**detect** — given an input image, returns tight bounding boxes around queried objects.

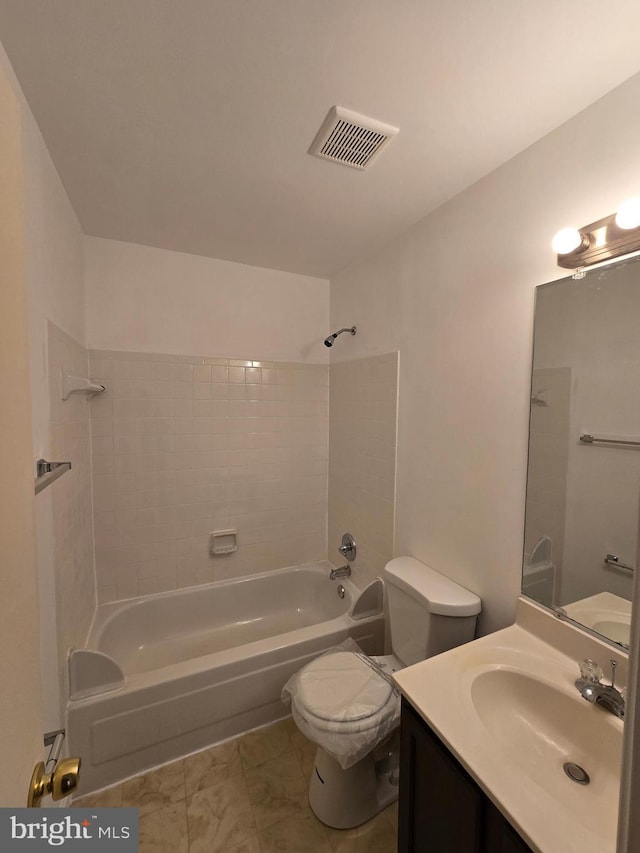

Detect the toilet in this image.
[285,556,481,829]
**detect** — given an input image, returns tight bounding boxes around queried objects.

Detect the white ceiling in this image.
[2,1,640,278]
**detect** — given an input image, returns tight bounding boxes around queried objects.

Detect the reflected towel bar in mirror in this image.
[580,434,640,448]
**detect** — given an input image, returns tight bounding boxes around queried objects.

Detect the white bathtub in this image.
[67,562,385,794]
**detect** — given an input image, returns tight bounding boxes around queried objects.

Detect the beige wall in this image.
[0,52,43,807]
[328,353,398,587]
[84,236,330,364]
[0,40,90,731]
[89,349,328,601]
[330,71,640,635]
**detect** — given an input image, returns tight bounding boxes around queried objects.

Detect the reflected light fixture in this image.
[552,198,640,269]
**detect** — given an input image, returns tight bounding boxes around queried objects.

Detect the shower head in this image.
[324,326,357,347]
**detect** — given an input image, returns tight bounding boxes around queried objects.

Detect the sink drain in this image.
[563,762,590,785]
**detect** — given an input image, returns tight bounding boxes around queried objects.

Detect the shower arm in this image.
[324,326,357,347]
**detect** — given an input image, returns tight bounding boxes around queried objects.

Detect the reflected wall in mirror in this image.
[523,255,640,648]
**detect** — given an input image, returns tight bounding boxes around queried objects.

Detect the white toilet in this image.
[286,556,481,829]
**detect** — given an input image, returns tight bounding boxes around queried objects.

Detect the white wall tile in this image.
[90,349,329,600]
[47,324,97,720]
[328,353,398,588]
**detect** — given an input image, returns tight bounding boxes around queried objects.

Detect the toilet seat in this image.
[293,651,398,735]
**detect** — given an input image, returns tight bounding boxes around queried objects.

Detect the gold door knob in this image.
[27,762,47,808]
[28,757,81,807]
[51,757,81,800]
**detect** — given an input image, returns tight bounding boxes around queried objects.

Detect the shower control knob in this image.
[338,533,356,562]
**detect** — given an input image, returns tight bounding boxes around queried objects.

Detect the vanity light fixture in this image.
[551,227,586,255]
[553,198,640,269]
[615,197,640,230]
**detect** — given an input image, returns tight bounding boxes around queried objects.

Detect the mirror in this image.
[522,256,640,648]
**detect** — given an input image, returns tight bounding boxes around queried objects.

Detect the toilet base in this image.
[308,734,399,829]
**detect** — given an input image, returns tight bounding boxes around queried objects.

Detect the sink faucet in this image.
[330,564,351,580]
[575,659,625,720]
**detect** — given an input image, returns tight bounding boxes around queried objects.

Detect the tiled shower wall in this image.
[328,353,398,588]
[89,351,329,602]
[48,323,96,716]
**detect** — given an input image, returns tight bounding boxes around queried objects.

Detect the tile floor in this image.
[72,717,398,853]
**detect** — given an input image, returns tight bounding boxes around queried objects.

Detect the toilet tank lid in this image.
[384,557,481,617]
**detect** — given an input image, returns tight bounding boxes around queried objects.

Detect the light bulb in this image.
[615,197,640,230]
[552,227,583,255]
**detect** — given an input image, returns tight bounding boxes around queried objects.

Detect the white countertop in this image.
[393,598,625,853]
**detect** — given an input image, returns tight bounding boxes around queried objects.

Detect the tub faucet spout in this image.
[330,565,351,581]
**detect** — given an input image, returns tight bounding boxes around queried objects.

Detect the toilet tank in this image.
[384,557,481,666]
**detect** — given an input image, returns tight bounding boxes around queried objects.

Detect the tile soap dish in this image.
[209,529,238,555]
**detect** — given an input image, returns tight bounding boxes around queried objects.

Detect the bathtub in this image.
[67,561,385,794]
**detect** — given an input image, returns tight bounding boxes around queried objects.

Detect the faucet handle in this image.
[579,659,603,683]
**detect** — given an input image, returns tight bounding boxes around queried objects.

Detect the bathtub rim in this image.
[71,561,384,702]
[87,559,353,644]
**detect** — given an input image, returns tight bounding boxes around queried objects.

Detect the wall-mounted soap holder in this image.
[209,529,238,555]
[61,369,106,400]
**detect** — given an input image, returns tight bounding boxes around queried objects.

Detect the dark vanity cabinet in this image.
[398,699,533,853]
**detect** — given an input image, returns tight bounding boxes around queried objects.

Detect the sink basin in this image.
[470,667,622,839]
[393,606,627,853]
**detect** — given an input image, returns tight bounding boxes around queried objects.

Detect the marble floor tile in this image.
[122,759,186,817]
[226,837,262,853]
[324,811,397,853]
[71,720,396,853]
[72,784,124,808]
[139,800,188,853]
[238,718,292,769]
[282,717,299,740]
[245,750,308,831]
[382,801,398,834]
[184,738,243,796]
[187,774,257,853]
[259,810,332,853]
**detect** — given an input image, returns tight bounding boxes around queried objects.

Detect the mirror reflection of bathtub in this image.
[67,562,384,795]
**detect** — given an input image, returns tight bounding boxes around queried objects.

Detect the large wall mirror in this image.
[523,255,640,649]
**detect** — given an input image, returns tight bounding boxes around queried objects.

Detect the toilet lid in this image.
[296,652,394,723]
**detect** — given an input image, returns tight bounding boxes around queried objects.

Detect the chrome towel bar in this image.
[604,554,635,573]
[34,459,72,495]
[580,434,640,448]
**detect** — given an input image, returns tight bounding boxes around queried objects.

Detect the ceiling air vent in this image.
[308,106,399,170]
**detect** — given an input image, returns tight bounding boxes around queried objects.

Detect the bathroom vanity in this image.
[394,249,638,852]
[393,597,625,853]
[399,698,531,852]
